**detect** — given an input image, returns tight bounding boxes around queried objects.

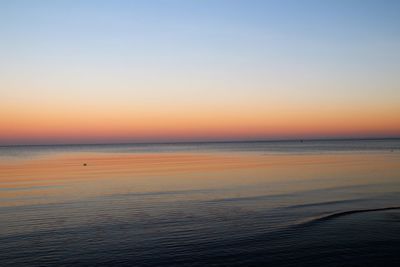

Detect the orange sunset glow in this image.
[1,102,400,144]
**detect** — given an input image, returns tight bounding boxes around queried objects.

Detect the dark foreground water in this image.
[1,139,400,266]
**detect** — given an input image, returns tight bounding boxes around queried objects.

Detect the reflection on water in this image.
[1,140,400,266]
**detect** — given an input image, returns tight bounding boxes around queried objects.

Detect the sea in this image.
[0,139,399,266]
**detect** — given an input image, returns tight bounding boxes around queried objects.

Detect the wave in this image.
[284,199,366,209]
[297,206,400,228]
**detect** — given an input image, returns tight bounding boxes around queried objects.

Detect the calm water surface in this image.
[1,140,400,266]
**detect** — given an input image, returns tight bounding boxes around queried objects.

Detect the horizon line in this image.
[1,136,400,148]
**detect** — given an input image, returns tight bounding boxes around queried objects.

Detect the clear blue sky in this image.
[1,0,400,144]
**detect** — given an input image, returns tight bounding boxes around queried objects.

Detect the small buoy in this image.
[83,163,87,166]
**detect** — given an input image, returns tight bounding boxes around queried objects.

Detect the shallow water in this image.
[1,140,400,266]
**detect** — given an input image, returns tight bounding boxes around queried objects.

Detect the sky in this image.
[1,0,400,145]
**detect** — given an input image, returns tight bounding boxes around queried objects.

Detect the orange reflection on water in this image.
[1,151,400,207]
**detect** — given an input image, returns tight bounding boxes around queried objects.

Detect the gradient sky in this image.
[1,0,400,145]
